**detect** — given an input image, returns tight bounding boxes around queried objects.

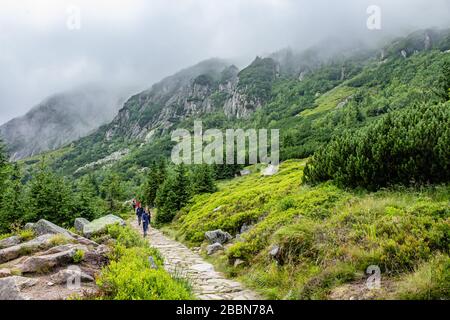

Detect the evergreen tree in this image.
[26,161,74,226]
[0,163,26,233]
[154,177,179,224]
[142,160,166,207]
[191,165,217,195]
[101,173,123,213]
[73,176,100,221]
[0,140,8,194]
[154,164,190,224]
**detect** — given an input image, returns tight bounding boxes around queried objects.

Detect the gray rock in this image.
[0,236,21,249]
[83,245,109,266]
[213,206,222,212]
[74,218,90,233]
[18,246,84,274]
[240,223,252,234]
[32,219,73,238]
[24,223,34,230]
[83,214,126,238]
[50,266,94,285]
[0,234,54,264]
[240,169,251,176]
[0,269,12,278]
[269,245,283,264]
[207,243,224,255]
[0,276,38,300]
[205,230,232,245]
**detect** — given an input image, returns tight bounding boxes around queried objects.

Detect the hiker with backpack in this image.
[142,207,151,238]
[136,202,144,226]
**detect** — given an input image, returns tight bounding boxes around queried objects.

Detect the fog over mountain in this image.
[0,0,449,125]
[0,85,130,160]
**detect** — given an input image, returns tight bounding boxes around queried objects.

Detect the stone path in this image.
[131,220,261,300]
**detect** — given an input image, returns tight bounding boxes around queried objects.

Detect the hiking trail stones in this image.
[131,220,260,300]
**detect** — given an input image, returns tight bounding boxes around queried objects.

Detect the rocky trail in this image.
[131,219,261,300]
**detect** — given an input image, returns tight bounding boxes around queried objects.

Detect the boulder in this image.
[50,266,94,285]
[83,214,125,238]
[207,243,224,255]
[24,223,34,230]
[40,244,88,256]
[261,164,279,176]
[74,218,90,233]
[0,276,37,300]
[0,236,21,249]
[0,269,12,278]
[83,244,109,266]
[269,245,283,264]
[205,230,232,245]
[240,169,251,176]
[32,219,73,238]
[0,234,54,264]
[18,246,85,274]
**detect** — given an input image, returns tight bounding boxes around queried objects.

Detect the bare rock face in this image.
[17,245,86,274]
[0,236,21,249]
[205,230,232,245]
[0,269,12,278]
[74,218,90,233]
[32,219,74,238]
[82,214,125,238]
[0,234,54,264]
[50,266,94,285]
[0,276,38,300]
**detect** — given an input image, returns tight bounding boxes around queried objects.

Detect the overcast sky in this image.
[0,0,449,125]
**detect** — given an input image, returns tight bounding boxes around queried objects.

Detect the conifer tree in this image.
[191,165,217,195]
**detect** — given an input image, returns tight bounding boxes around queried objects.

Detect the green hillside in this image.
[167,161,449,299]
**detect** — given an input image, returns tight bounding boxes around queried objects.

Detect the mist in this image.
[1,0,449,125]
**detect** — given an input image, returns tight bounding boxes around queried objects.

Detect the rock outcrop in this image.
[0,234,54,264]
[74,218,90,233]
[205,230,232,245]
[0,236,21,249]
[0,216,116,300]
[32,220,73,238]
[82,214,125,238]
[206,243,224,255]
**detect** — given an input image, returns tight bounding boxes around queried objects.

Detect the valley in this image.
[0,28,449,300]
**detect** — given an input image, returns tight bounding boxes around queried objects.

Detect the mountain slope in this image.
[30,29,450,178]
[0,86,128,160]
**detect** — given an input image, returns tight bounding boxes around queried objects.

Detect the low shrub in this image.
[73,249,85,264]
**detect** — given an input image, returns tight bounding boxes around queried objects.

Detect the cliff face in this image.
[0,87,127,160]
[104,57,279,142]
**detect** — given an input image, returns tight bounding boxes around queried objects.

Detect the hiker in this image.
[131,198,137,210]
[136,202,144,226]
[142,207,151,238]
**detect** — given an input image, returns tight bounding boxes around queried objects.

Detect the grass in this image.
[300,86,355,117]
[170,160,450,299]
[95,224,195,300]
[49,234,71,246]
[73,249,85,263]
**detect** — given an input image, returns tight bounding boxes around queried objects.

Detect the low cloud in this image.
[0,0,449,124]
